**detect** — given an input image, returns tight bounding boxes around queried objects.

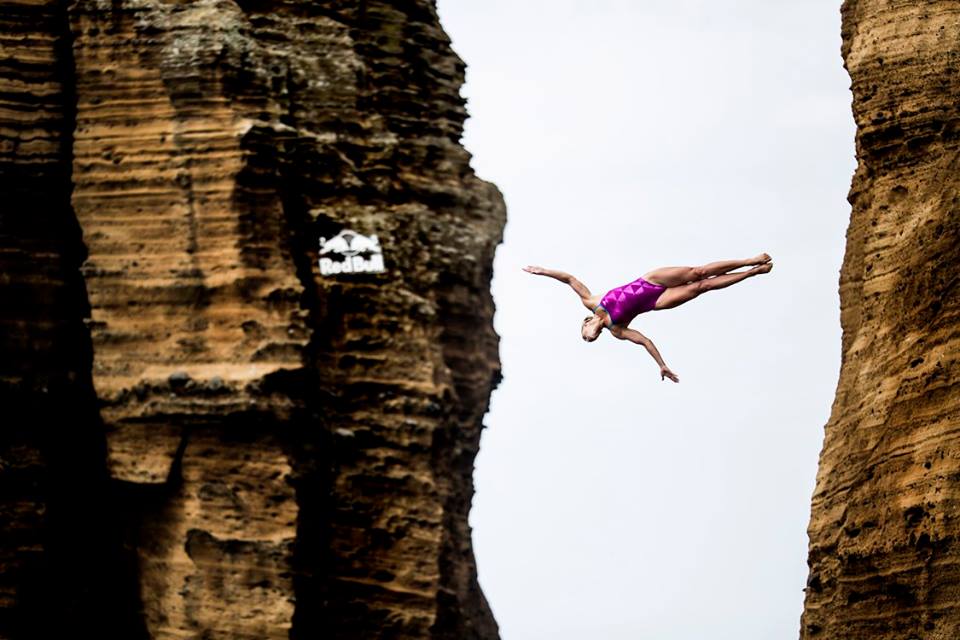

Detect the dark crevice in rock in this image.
[278,141,340,639]
[0,2,147,637]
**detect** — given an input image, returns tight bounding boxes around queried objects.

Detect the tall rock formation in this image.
[801,1,960,637]
[0,1,504,638]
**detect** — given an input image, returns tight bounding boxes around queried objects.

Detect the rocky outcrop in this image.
[0,1,504,638]
[801,2,960,638]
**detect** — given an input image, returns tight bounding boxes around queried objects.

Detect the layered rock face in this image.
[0,1,504,638]
[801,1,960,638]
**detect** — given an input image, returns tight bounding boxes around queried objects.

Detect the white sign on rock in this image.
[318,229,386,276]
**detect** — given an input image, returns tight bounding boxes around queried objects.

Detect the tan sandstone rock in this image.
[0,1,503,638]
[801,1,960,638]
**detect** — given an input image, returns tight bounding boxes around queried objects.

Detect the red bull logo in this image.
[318,229,385,276]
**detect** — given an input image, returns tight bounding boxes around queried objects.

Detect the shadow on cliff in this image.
[0,168,149,638]
[0,1,147,635]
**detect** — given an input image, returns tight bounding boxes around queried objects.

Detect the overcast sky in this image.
[434,2,856,638]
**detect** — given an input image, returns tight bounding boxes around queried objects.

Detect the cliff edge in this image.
[801,1,960,637]
[0,1,504,638]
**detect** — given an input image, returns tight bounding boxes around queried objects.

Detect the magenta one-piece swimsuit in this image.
[596,276,666,326]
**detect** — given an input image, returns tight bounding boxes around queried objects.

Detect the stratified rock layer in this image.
[0,1,504,638]
[801,2,960,638]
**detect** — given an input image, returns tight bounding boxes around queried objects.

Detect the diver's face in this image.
[581,316,601,342]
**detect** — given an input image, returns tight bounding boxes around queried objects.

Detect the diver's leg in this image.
[640,266,699,287]
[653,262,772,310]
[642,253,769,287]
[696,253,770,277]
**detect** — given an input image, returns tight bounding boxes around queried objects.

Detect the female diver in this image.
[523,253,773,383]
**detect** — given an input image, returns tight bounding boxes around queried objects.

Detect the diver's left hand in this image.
[660,366,679,383]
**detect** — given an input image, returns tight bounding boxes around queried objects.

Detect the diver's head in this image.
[581,315,604,342]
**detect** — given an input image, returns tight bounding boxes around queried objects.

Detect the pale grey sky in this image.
[435,2,855,638]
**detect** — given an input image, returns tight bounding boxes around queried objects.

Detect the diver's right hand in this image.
[522,265,546,275]
[660,366,680,383]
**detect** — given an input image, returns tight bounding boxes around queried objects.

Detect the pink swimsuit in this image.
[597,276,666,326]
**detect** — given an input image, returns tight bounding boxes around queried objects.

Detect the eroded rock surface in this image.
[0,1,503,638]
[801,2,960,637]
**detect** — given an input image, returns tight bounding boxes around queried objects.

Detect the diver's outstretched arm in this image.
[523,265,594,308]
[609,326,679,383]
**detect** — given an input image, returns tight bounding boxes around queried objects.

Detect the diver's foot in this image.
[754,261,773,274]
[751,253,772,265]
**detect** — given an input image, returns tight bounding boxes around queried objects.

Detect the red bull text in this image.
[319,253,385,275]
[318,229,386,276]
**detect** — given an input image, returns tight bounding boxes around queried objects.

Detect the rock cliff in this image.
[801,1,960,637]
[0,1,504,638]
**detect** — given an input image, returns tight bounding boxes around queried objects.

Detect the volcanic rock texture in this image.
[0,0,504,638]
[801,1,960,638]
